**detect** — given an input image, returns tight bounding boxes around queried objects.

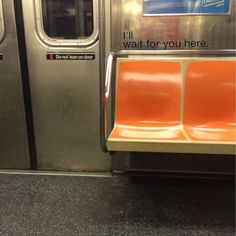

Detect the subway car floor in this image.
[0,172,235,236]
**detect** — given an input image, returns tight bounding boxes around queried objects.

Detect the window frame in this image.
[0,0,5,43]
[34,0,98,47]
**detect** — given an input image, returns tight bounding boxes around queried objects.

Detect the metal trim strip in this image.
[118,50,236,56]
[0,0,5,43]
[107,139,235,155]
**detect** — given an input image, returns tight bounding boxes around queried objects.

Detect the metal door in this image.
[22,0,110,171]
[0,0,30,169]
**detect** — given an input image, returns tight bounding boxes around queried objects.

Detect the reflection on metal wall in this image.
[0,0,4,43]
[111,0,235,51]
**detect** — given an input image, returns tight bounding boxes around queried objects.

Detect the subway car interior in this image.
[0,0,235,235]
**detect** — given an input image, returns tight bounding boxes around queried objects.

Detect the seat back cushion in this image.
[116,61,182,127]
[184,61,236,127]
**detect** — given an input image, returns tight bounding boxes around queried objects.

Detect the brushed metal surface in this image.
[22,0,110,171]
[0,0,30,169]
[111,0,236,52]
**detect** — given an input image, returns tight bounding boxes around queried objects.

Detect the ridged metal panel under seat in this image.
[128,153,235,175]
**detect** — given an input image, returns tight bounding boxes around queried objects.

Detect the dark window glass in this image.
[42,0,93,39]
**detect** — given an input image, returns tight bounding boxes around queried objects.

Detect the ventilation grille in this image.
[128,153,235,175]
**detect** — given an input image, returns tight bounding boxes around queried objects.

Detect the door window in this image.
[35,0,97,46]
[42,0,93,39]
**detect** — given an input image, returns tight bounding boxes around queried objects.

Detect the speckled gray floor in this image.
[0,174,234,236]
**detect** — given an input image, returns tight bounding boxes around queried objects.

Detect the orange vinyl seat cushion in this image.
[109,61,186,140]
[184,61,236,142]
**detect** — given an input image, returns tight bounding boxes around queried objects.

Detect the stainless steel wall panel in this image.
[0,0,30,169]
[111,0,236,52]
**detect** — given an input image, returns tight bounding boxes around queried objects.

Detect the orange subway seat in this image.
[109,60,185,141]
[184,61,236,142]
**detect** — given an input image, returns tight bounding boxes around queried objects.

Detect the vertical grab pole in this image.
[104,53,114,144]
[99,0,107,151]
[105,53,114,100]
[99,0,114,152]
